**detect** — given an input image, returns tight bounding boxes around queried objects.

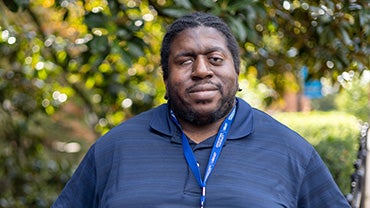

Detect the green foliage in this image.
[0,110,87,207]
[0,0,369,207]
[335,73,370,121]
[312,71,370,121]
[0,0,368,134]
[274,111,360,194]
[2,0,29,12]
[237,65,276,109]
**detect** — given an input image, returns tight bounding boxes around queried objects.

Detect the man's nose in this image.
[191,56,213,80]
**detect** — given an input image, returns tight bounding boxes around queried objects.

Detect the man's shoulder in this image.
[236,98,296,136]
[114,103,168,129]
[126,103,168,124]
[251,108,300,136]
[247,105,314,154]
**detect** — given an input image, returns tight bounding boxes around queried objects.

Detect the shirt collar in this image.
[149,97,254,141]
[228,97,254,139]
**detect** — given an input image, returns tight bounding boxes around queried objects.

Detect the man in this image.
[52,12,350,207]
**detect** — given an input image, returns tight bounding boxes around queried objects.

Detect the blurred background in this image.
[0,0,369,207]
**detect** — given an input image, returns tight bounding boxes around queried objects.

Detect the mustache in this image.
[186,81,222,93]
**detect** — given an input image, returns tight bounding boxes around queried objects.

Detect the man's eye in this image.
[180,59,193,65]
[209,57,223,64]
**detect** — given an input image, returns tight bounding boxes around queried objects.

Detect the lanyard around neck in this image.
[170,105,236,208]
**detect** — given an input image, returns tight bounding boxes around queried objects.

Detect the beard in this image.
[167,81,237,126]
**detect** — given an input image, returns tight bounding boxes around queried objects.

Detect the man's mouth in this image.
[187,84,220,101]
[187,82,220,93]
[188,86,218,93]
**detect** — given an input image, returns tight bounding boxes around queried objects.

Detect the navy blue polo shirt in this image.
[52,98,350,207]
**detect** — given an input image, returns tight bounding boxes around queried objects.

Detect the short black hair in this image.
[160,12,240,80]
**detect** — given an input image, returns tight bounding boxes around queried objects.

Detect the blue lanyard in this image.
[170,105,236,208]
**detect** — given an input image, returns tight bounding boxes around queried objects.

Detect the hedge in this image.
[273,111,361,194]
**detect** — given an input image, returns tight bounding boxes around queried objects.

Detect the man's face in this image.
[165,26,239,125]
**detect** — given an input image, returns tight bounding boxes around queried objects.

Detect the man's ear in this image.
[237,81,242,92]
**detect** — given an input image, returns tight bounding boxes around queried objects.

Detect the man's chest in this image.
[98,141,297,207]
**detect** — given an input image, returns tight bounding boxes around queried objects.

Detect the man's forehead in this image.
[170,26,229,52]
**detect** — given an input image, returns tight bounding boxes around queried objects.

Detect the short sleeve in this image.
[297,149,351,207]
[52,144,98,208]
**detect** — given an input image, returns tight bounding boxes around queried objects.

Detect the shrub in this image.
[335,79,370,122]
[0,111,89,208]
[273,111,360,194]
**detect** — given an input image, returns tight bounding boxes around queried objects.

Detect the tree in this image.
[1,0,369,133]
[0,0,368,207]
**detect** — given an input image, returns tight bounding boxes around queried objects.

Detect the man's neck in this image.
[179,118,225,144]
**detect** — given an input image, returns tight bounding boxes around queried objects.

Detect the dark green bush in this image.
[274,111,360,194]
[0,111,88,208]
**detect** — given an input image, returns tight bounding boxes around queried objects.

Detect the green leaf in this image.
[228,0,257,11]
[246,29,259,44]
[339,28,353,46]
[84,12,109,29]
[198,0,215,8]
[226,16,248,42]
[14,0,29,9]
[3,0,19,12]
[116,29,131,40]
[89,35,109,54]
[127,41,144,58]
[160,7,192,18]
[119,48,133,66]
[174,0,192,9]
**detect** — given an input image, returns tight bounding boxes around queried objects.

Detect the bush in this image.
[0,110,89,208]
[273,111,360,194]
[335,79,370,122]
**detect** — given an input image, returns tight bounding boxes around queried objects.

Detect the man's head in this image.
[161,12,240,126]
[161,12,240,80]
